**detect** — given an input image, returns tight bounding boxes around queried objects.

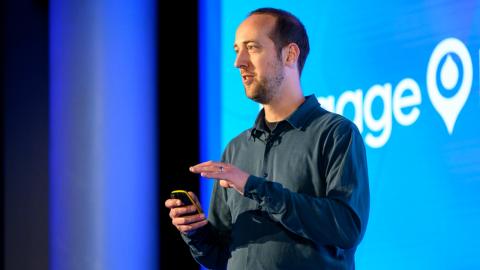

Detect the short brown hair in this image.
[249,8,310,76]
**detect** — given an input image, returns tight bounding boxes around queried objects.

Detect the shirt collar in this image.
[285,94,319,129]
[249,95,319,139]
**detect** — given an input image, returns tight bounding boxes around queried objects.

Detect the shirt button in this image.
[263,173,268,178]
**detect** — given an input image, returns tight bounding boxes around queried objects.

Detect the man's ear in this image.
[283,43,300,67]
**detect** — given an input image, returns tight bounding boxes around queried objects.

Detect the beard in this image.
[244,60,285,104]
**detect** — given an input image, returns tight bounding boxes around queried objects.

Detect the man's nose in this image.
[234,49,249,69]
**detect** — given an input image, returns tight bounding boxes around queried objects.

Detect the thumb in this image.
[219,179,232,188]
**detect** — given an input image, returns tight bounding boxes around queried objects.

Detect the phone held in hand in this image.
[170,190,203,214]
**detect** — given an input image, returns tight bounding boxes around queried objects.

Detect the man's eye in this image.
[247,45,257,50]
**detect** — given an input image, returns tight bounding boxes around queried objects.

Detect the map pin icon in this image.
[427,38,473,134]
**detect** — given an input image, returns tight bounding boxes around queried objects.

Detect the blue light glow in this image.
[50,1,157,269]
[199,0,222,214]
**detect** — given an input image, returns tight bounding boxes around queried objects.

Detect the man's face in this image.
[233,14,285,104]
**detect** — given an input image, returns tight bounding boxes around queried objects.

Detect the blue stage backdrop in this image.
[199,1,480,269]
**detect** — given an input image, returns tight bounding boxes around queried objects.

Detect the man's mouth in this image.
[242,74,255,84]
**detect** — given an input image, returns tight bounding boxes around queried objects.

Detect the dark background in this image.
[2,0,200,269]
[157,0,200,269]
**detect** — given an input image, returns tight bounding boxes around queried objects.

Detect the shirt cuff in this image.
[180,222,209,243]
[244,175,286,214]
[244,175,275,206]
[243,175,264,199]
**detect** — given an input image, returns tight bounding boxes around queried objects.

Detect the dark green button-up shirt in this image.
[183,95,370,270]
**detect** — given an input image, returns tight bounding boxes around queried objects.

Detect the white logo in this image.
[426,38,473,134]
[319,37,476,148]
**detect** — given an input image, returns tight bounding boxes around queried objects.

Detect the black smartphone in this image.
[170,190,203,214]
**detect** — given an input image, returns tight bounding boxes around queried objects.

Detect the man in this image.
[165,7,369,269]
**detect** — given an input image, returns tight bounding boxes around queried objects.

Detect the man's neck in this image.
[263,88,305,122]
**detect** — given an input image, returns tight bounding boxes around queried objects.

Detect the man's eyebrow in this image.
[233,40,259,49]
[243,40,258,45]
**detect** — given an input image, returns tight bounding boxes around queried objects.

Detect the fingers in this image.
[192,167,227,179]
[219,180,232,188]
[171,212,208,234]
[166,196,208,233]
[190,160,216,168]
[199,171,226,179]
[165,198,182,209]
[165,190,202,208]
[176,219,209,234]
[169,204,200,219]
[190,161,227,173]
[191,166,223,175]
[172,212,206,226]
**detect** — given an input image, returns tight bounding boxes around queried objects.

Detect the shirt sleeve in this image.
[180,152,233,269]
[243,120,370,250]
